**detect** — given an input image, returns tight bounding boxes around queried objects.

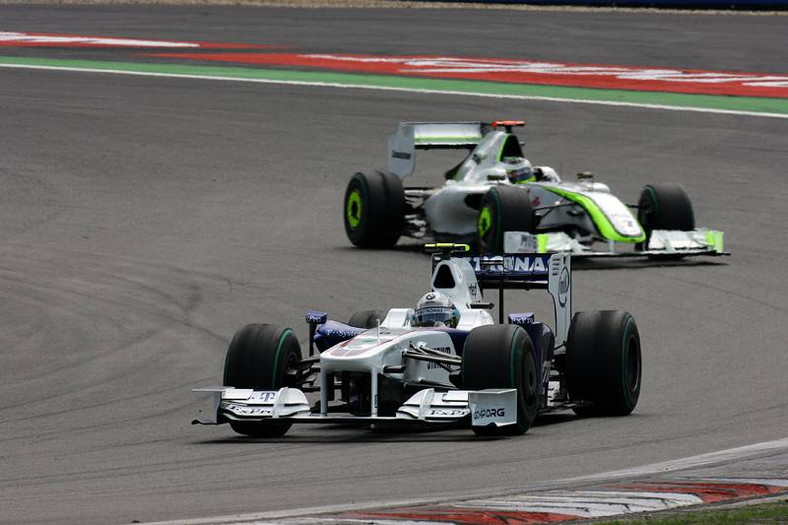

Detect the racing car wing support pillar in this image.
[319,369,328,416]
[371,369,379,417]
[547,253,572,353]
[499,280,505,325]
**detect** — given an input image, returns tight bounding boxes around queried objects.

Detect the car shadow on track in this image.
[573,258,727,271]
[191,412,593,444]
[332,244,427,255]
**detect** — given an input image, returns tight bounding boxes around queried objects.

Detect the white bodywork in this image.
[196,386,517,428]
[316,255,494,417]
[193,252,573,432]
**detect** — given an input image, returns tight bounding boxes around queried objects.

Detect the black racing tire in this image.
[462,324,539,436]
[347,309,384,329]
[566,310,641,417]
[637,183,695,250]
[343,171,405,249]
[223,324,302,437]
[477,185,535,253]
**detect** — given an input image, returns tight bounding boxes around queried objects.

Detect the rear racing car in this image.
[193,244,643,437]
[343,120,727,258]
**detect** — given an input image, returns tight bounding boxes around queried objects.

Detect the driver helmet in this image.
[502,156,534,184]
[412,291,460,328]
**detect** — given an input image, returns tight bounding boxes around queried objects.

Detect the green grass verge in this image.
[592,498,788,524]
[1,56,787,116]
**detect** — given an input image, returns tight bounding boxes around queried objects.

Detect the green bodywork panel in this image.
[705,230,725,252]
[541,186,646,243]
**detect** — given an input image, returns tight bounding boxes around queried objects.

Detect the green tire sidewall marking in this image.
[271,328,294,387]
[644,185,659,218]
[478,205,492,237]
[646,186,659,214]
[509,327,521,390]
[346,188,362,229]
[620,315,637,405]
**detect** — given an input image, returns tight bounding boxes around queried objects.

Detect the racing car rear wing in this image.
[429,245,572,352]
[388,121,488,178]
[473,252,571,352]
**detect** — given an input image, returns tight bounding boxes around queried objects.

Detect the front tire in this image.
[637,183,695,250]
[344,171,405,248]
[462,325,539,435]
[566,310,641,416]
[477,185,535,253]
[223,324,302,437]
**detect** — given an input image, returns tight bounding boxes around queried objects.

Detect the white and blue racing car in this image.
[343,120,727,258]
[193,245,642,437]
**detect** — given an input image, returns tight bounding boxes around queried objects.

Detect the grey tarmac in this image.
[0,5,786,524]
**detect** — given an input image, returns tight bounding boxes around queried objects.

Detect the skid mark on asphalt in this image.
[0,30,273,49]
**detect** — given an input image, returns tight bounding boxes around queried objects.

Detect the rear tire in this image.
[348,310,384,329]
[343,171,404,248]
[462,325,539,435]
[477,185,535,253]
[566,310,641,416]
[637,183,695,251]
[223,324,302,437]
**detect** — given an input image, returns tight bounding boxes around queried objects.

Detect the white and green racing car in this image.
[343,120,727,257]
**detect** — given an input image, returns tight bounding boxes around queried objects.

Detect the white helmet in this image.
[412,291,460,328]
[502,157,534,184]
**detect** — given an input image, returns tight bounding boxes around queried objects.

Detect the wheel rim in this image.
[478,205,493,240]
[346,189,362,229]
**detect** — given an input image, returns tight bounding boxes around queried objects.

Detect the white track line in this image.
[138,437,788,525]
[561,437,788,484]
[698,477,788,487]
[1,63,787,120]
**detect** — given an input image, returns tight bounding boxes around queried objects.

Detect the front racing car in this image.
[193,245,643,437]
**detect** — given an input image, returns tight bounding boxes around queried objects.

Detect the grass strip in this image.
[591,498,788,524]
[1,55,786,116]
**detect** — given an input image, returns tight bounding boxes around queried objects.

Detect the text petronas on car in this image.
[343,120,727,257]
[192,244,642,437]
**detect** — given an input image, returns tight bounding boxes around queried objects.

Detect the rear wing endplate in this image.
[388,121,488,178]
[448,252,573,351]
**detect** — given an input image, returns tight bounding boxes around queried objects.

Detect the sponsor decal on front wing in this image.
[224,403,273,417]
[428,408,470,418]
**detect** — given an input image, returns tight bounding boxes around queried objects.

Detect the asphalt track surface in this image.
[0,6,786,525]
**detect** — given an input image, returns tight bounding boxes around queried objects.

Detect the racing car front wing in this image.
[504,229,729,258]
[192,386,517,429]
